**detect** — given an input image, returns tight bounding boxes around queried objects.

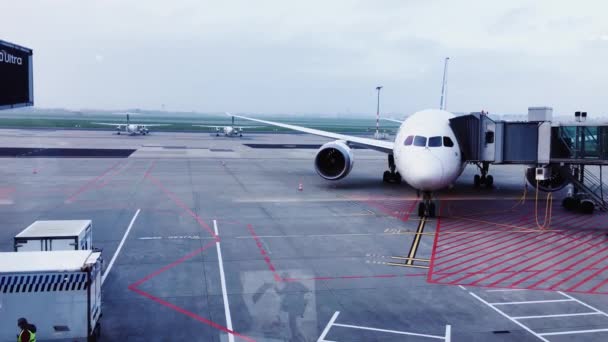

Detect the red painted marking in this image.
[458,232,592,286]
[435,230,516,258]
[65,160,122,202]
[283,273,426,282]
[547,244,608,290]
[427,203,442,283]
[96,161,131,188]
[570,264,608,292]
[434,230,569,281]
[131,240,218,288]
[129,287,255,342]
[143,159,158,178]
[402,200,418,221]
[507,232,605,287]
[563,255,608,292]
[146,174,217,239]
[435,229,542,266]
[247,224,282,282]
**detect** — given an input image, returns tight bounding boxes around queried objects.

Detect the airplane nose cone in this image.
[403,152,445,191]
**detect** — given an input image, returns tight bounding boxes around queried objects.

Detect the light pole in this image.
[375,86,384,139]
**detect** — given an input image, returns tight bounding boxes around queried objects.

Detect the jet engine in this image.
[525,164,570,192]
[314,140,354,180]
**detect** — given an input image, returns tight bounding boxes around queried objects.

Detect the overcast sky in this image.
[3,1,608,116]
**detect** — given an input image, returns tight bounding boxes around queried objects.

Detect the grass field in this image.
[0,112,401,134]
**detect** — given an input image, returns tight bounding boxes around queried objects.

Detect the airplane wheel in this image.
[382,171,390,183]
[485,175,494,187]
[418,203,426,217]
[580,200,594,214]
[117,132,121,135]
[473,175,481,187]
[428,202,436,218]
[216,134,219,137]
[395,172,402,184]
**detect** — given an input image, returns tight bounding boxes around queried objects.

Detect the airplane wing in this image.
[236,126,263,129]
[92,122,125,127]
[140,124,171,127]
[231,114,394,153]
[193,125,221,128]
[381,118,404,124]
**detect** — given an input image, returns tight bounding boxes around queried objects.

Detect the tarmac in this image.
[1,128,608,341]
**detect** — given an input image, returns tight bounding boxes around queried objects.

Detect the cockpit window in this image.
[443,136,454,147]
[428,136,442,147]
[413,136,427,147]
[404,135,414,146]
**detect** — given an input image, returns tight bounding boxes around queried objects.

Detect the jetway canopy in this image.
[0,40,33,109]
[449,112,608,165]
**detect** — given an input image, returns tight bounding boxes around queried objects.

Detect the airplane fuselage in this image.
[393,109,464,191]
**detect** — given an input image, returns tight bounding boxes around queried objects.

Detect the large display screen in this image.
[0,40,33,109]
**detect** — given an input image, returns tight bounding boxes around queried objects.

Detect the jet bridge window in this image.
[428,136,442,147]
[404,135,414,146]
[413,136,427,147]
[443,136,454,147]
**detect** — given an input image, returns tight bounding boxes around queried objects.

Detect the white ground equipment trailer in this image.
[0,250,102,341]
[14,220,93,252]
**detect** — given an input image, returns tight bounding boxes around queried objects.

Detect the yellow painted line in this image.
[386,263,430,269]
[390,256,430,262]
[406,217,426,266]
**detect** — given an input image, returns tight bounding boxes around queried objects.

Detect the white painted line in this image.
[539,328,608,336]
[138,236,162,240]
[214,220,234,342]
[458,285,467,291]
[490,299,574,305]
[558,291,608,317]
[513,312,602,320]
[445,325,451,342]
[332,323,445,339]
[102,208,140,285]
[317,311,340,342]
[469,292,549,342]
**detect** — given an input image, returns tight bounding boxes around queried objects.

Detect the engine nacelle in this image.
[314,140,354,180]
[525,164,570,192]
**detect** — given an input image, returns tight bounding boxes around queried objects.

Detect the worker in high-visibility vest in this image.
[17,318,36,342]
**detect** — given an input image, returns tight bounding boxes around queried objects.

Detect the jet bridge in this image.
[450,107,608,213]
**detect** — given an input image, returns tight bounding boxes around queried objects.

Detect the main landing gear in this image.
[474,161,494,188]
[417,191,436,217]
[382,154,401,184]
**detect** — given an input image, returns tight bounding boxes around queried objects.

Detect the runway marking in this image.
[513,312,602,320]
[489,299,574,305]
[538,328,608,336]
[213,220,234,342]
[469,292,549,342]
[102,208,140,285]
[317,311,450,341]
[387,216,431,269]
[65,160,122,203]
[235,232,410,239]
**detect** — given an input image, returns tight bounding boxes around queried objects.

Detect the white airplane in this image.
[93,113,170,135]
[194,116,262,137]
[233,110,464,217]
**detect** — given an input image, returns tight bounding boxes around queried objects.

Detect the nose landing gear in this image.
[382,154,402,184]
[417,191,436,217]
